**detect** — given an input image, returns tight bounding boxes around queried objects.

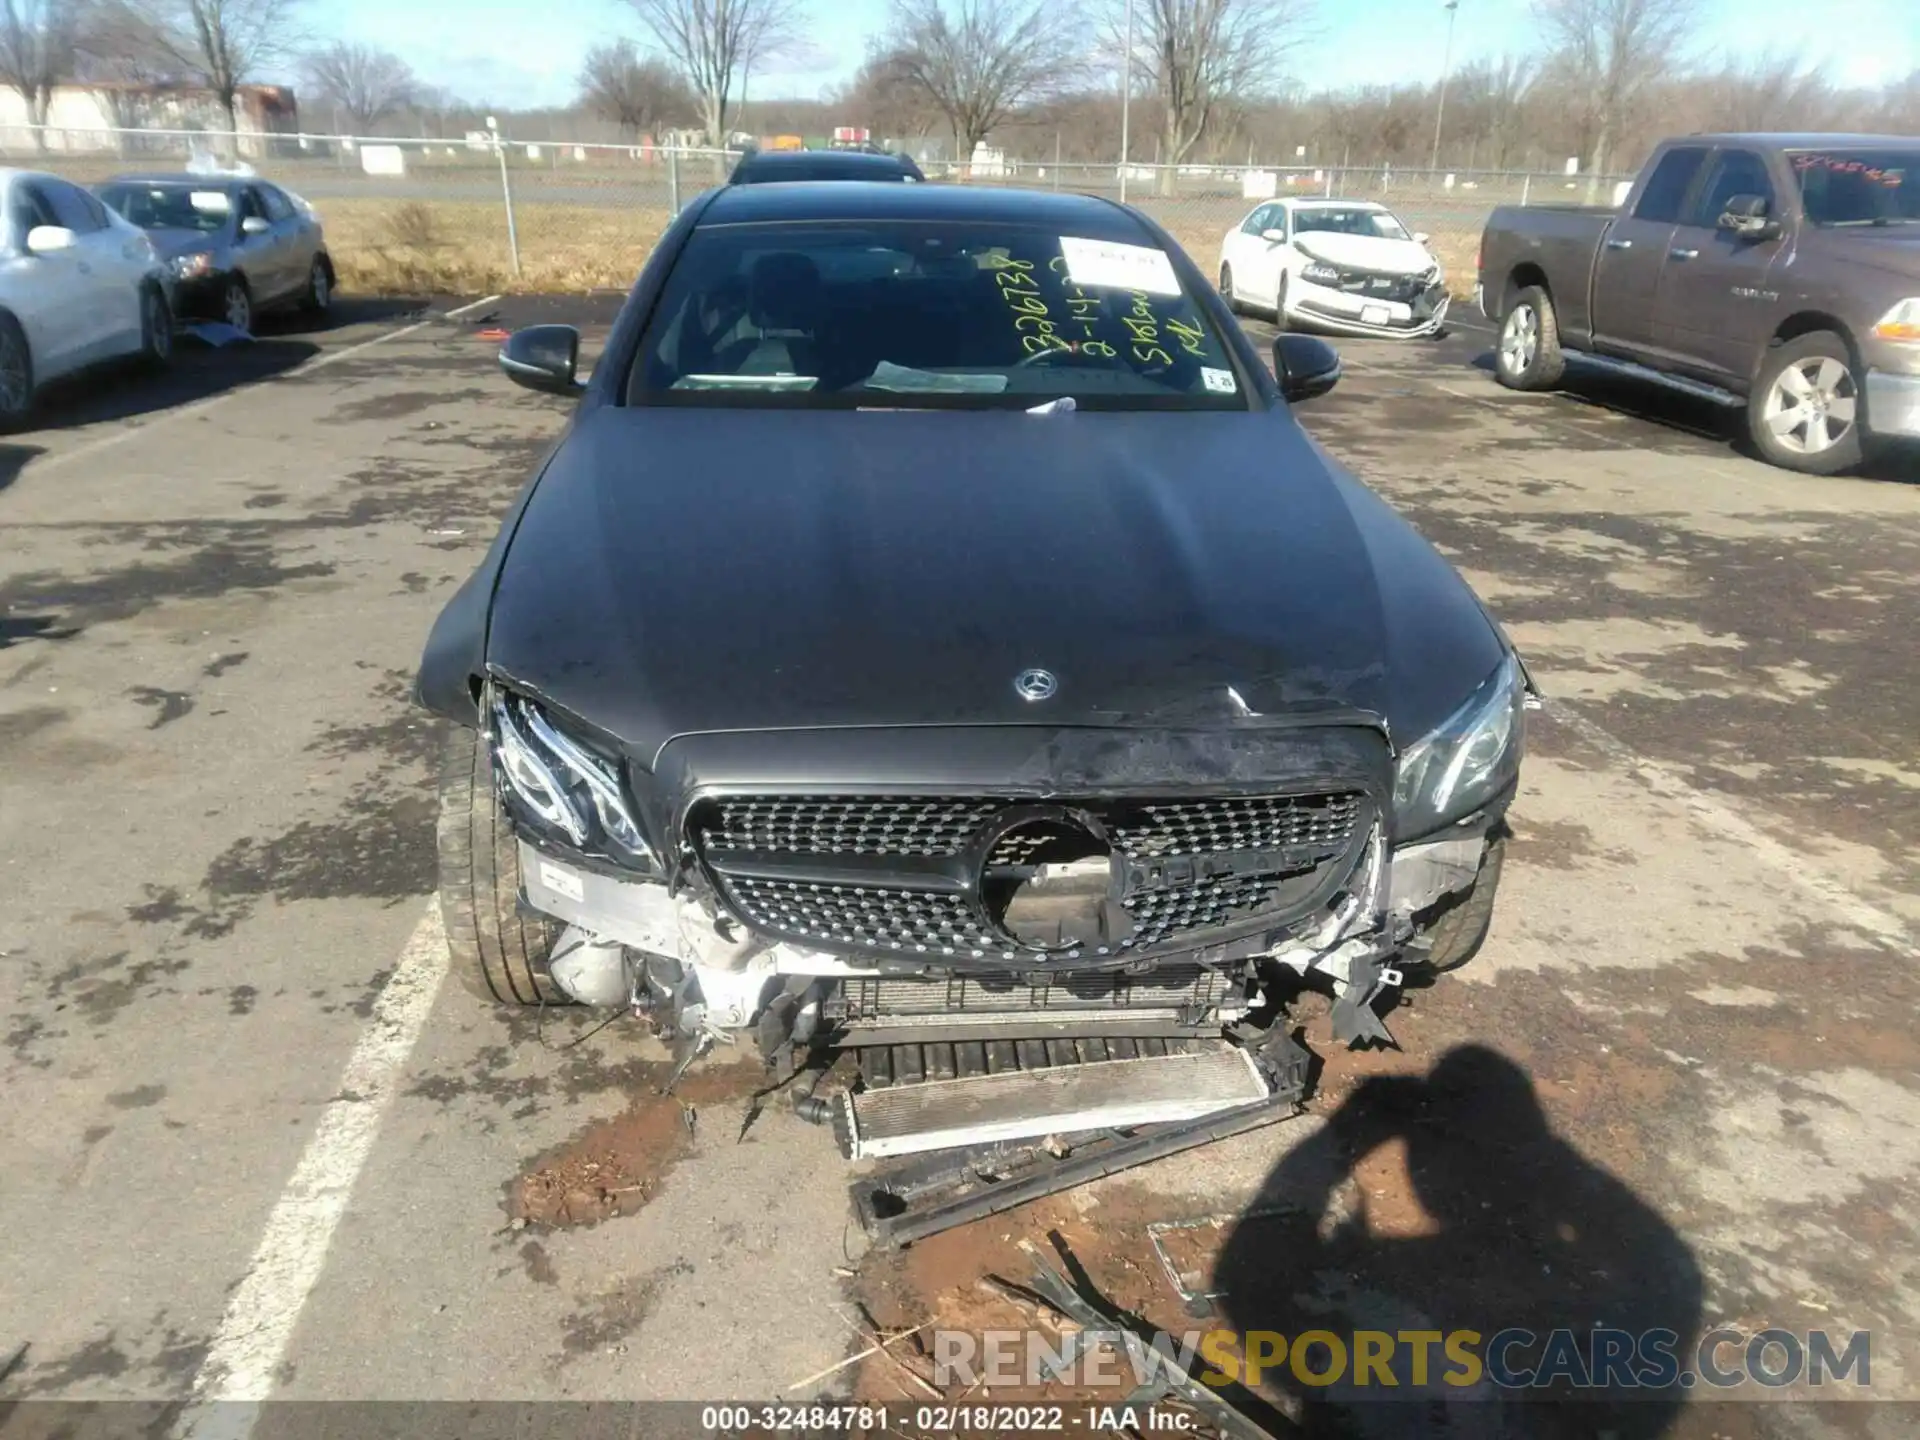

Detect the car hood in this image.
[484,405,1504,767]
[1294,232,1438,276]
[140,226,229,261]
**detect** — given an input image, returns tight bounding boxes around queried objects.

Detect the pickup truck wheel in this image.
[437,725,565,1005]
[1418,833,1507,972]
[1494,286,1564,390]
[1749,333,1864,475]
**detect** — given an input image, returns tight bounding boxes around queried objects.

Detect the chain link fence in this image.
[7,124,1629,300]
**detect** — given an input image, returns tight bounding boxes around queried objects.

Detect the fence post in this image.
[668,147,681,217]
[494,127,523,278]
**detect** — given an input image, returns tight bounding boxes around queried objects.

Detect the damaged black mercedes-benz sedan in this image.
[416,181,1533,1164]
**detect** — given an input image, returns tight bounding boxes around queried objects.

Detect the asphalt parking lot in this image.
[2,290,1917,1435]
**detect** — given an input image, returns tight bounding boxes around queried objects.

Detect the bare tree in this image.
[1119,0,1311,193]
[577,38,695,139]
[886,0,1078,163]
[0,0,88,145]
[1535,0,1697,175]
[302,41,414,133]
[623,0,804,165]
[131,0,303,138]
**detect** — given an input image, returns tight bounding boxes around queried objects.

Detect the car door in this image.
[42,178,143,360]
[1222,204,1266,289]
[7,180,93,376]
[1656,147,1787,384]
[257,183,314,296]
[1253,204,1291,307]
[232,186,292,302]
[1590,144,1709,358]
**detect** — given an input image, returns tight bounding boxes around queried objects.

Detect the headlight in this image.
[488,687,657,869]
[172,252,214,279]
[1392,652,1527,840]
[1300,262,1342,285]
[1873,297,1920,343]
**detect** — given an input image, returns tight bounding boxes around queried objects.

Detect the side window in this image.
[1240,205,1271,236]
[13,183,61,240]
[237,187,267,222]
[259,185,296,222]
[1632,147,1709,224]
[1691,150,1774,226]
[1267,207,1287,239]
[42,178,108,234]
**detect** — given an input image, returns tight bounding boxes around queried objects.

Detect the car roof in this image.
[733,150,910,176]
[100,173,256,188]
[1675,133,1920,149]
[700,181,1148,232]
[1282,197,1388,208]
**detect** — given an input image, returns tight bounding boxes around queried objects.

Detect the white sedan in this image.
[1217,198,1450,339]
[0,168,173,431]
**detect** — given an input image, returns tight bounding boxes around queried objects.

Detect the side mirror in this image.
[1260,227,1288,243]
[500,324,584,397]
[240,215,271,235]
[1414,231,1431,245]
[25,224,76,255]
[1718,194,1781,240]
[1274,334,1341,403]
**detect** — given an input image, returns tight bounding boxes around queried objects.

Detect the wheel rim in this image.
[147,293,171,359]
[312,263,330,308]
[225,285,251,331]
[1501,305,1538,373]
[1762,354,1857,455]
[0,327,27,414]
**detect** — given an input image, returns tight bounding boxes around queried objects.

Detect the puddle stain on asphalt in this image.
[0,704,69,754]
[505,1058,768,1231]
[126,686,194,730]
[11,1320,209,1398]
[326,386,495,424]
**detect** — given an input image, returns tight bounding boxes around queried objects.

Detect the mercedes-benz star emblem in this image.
[1013,668,1057,702]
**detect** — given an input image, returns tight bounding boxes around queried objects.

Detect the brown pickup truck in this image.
[1477,133,1920,475]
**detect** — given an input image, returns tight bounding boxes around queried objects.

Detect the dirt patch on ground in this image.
[507,1055,769,1230]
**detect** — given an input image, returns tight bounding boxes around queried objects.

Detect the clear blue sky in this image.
[322,0,1917,111]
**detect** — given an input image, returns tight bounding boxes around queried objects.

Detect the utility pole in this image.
[1429,0,1460,174]
[1118,0,1133,203]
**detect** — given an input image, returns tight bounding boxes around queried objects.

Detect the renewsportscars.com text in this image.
[932,1326,1871,1392]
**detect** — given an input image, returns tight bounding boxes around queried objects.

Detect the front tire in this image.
[1219,263,1238,314]
[1419,833,1507,972]
[0,312,33,434]
[221,277,253,334]
[437,725,564,1005]
[1272,272,1290,331]
[1748,331,1864,475]
[140,285,173,371]
[1494,284,1565,390]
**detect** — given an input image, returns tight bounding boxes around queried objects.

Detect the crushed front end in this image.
[480,663,1529,1159]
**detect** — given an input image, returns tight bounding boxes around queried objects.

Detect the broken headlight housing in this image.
[1392,652,1526,842]
[486,686,658,872]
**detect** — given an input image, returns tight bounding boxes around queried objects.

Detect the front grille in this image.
[725,875,997,952]
[1331,271,1434,304]
[1108,793,1363,858]
[692,788,1370,960]
[700,796,999,855]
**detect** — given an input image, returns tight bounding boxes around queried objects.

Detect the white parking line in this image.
[31,293,504,478]
[170,903,448,1439]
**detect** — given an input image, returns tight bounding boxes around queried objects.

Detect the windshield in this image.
[1790,150,1920,226]
[97,183,232,233]
[1292,207,1411,240]
[627,220,1246,409]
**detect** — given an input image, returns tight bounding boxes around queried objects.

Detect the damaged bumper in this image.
[1288,273,1451,339]
[515,817,1503,1048]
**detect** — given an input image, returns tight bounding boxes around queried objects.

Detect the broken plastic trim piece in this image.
[849,1033,1309,1248]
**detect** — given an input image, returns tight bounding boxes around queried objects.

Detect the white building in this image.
[0,84,300,158]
